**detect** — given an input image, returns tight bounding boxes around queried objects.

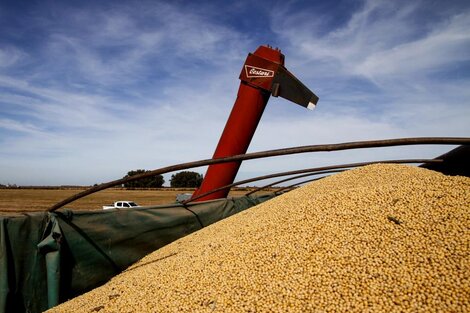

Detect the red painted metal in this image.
[191,46,283,201]
[191,45,320,202]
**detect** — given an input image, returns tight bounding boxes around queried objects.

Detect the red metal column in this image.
[192,46,283,201]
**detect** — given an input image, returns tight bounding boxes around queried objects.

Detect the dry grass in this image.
[0,187,274,214]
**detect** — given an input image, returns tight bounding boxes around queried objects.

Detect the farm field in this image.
[0,187,275,215]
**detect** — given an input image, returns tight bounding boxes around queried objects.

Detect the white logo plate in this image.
[245,65,274,78]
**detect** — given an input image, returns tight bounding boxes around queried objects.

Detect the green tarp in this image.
[0,194,275,313]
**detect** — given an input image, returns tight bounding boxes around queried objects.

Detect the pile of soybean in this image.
[48,164,469,313]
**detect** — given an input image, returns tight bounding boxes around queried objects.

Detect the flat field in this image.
[0,187,273,215]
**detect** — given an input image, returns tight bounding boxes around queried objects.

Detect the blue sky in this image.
[1,0,469,186]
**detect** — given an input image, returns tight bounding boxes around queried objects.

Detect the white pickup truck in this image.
[102,201,141,210]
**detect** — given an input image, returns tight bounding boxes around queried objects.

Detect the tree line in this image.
[123,170,203,188]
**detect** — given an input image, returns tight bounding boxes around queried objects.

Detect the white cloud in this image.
[356,13,470,79]
[270,1,470,116]
[272,0,470,82]
[32,2,250,88]
[0,0,469,187]
[0,46,27,68]
[0,117,45,135]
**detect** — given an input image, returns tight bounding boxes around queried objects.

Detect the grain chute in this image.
[192,45,319,201]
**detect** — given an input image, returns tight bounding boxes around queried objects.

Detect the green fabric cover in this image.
[0,194,275,313]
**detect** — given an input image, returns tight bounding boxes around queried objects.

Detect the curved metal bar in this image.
[274,176,334,195]
[244,169,344,196]
[250,156,452,196]
[48,137,467,211]
[184,158,442,204]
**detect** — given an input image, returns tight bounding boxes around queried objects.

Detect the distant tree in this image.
[170,171,203,188]
[123,169,165,188]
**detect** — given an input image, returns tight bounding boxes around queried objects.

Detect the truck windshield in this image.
[129,202,138,207]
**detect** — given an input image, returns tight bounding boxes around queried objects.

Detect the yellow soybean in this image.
[47,164,470,313]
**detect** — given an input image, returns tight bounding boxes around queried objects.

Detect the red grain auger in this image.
[192,45,319,201]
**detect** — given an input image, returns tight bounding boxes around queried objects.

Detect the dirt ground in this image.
[0,187,274,214]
